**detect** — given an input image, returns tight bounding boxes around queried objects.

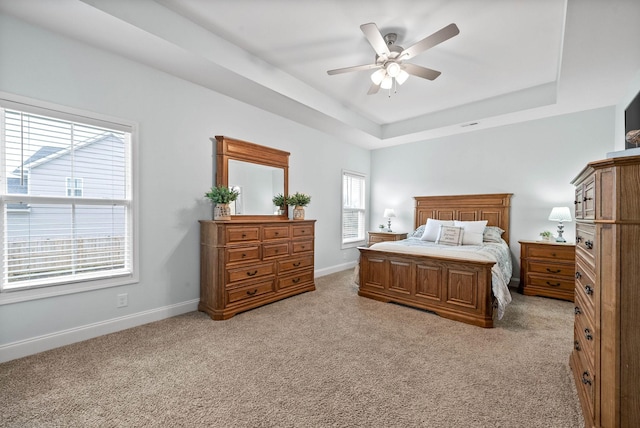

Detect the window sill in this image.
[0,274,139,305]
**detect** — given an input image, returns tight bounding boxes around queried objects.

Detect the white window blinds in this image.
[342,171,366,245]
[1,106,133,291]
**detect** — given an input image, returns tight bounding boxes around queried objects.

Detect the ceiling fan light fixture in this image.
[385,62,401,77]
[371,68,386,85]
[396,69,409,85]
[380,75,393,89]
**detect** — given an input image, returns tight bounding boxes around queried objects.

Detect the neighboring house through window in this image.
[342,170,366,247]
[0,95,137,299]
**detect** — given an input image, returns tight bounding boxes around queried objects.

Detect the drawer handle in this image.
[301,229,306,233]
[575,200,581,205]
[584,328,593,341]
[546,268,561,274]
[275,232,279,236]
[584,196,592,202]
[241,253,247,258]
[585,285,594,295]
[576,236,583,243]
[574,340,581,351]
[246,270,258,277]
[242,233,247,238]
[275,249,279,254]
[546,281,561,287]
[575,272,582,279]
[300,245,306,250]
[574,306,581,315]
[246,289,257,296]
[293,262,301,267]
[292,277,300,284]
[582,371,592,386]
[585,240,593,249]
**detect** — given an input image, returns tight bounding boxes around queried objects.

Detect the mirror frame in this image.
[214,135,289,220]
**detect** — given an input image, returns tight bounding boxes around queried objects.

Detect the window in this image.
[342,170,366,247]
[66,177,83,197]
[1,96,136,296]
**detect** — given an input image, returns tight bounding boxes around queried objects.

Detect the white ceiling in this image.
[1,0,639,149]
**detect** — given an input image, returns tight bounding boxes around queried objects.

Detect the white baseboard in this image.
[315,261,357,277]
[0,299,199,363]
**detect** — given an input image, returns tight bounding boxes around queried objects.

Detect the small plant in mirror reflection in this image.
[272,193,288,207]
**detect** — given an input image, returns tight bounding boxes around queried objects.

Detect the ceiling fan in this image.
[327,22,459,95]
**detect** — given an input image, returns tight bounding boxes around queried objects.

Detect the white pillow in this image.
[454,220,488,245]
[436,225,464,246]
[421,218,455,241]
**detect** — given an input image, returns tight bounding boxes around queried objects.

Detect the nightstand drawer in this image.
[526,260,575,277]
[526,274,575,293]
[524,244,575,261]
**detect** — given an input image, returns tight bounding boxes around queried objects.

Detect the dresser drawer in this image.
[263,242,289,259]
[575,258,596,306]
[526,274,575,293]
[292,224,314,238]
[263,225,290,240]
[525,260,575,278]
[292,239,313,254]
[279,255,314,273]
[574,285,594,328]
[574,312,596,372]
[278,269,314,290]
[226,279,275,304]
[575,223,596,270]
[571,350,595,422]
[226,245,260,264]
[227,262,274,284]
[226,226,260,243]
[524,244,575,261]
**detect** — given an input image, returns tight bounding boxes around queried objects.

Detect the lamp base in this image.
[555,223,566,242]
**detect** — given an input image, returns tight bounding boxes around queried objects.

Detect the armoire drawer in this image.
[575,223,596,270]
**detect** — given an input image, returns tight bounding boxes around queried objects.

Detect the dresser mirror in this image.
[214,136,289,219]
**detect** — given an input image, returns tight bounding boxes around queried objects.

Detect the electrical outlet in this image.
[117,293,128,308]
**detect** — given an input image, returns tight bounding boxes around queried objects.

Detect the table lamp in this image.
[383,208,396,232]
[548,206,572,242]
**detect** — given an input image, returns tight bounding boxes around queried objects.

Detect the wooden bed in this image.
[358,193,512,328]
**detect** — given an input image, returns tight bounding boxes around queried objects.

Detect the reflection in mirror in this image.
[228,160,285,215]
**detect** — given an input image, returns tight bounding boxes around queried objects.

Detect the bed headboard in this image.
[414,193,513,245]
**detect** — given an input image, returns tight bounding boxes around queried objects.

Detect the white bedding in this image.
[362,237,513,319]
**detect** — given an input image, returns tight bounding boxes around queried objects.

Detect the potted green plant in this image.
[288,192,311,220]
[272,193,288,215]
[205,185,240,220]
[539,230,553,242]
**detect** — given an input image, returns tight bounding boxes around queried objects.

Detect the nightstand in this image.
[368,231,408,246]
[519,240,575,301]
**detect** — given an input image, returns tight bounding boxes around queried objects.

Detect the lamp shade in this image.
[396,69,409,85]
[383,208,396,218]
[380,75,393,89]
[548,206,572,222]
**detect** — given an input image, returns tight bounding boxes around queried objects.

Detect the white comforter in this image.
[363,238,513,319]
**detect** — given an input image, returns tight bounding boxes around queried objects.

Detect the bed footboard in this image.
[358,247,496,328]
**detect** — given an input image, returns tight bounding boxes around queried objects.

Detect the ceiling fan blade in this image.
[399,23,459,59]
[327,63,381,75]
[367,82,381,95]
[403,63,441,80]
[360,23,391,58]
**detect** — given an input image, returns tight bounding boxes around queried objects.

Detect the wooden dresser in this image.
[368,231,408,246]
[199,219,316,320]
[518,240,575,301]
[570,154,640,427]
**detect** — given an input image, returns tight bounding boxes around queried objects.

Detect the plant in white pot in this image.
[288,192,311,220]
[205,185,240,221]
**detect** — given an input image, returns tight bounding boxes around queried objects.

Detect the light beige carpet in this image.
[1,269,583,427]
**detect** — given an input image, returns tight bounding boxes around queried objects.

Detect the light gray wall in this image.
[370,108,616,278]
[0,14,369,354]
